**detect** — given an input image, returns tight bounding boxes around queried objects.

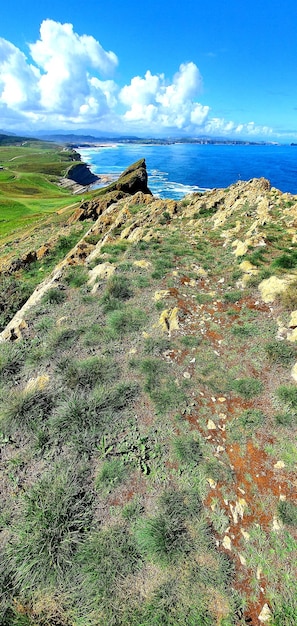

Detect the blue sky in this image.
[0,0,296,140]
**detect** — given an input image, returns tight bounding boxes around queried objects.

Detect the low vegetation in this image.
[0,143,297,625]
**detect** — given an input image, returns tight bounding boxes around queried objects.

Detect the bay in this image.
[78,143,297,199]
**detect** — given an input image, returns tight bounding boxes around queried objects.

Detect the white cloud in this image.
[0,20,118,128]
[119,62,209,130]
[0,38,40,109]
[0,20,274,137]
[204,117,273,137]
[29,19,118,116]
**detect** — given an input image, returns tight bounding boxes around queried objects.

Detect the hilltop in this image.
[0,152,297,626]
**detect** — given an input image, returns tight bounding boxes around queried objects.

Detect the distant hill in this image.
[0,133,38,145]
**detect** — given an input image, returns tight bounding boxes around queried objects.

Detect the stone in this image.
[258,275,296,303]
[133,260,152,269]
[289,310,297,328]
[207,419,217,430]
[274,460,285,469]
[154,290,170,302]
[258,604,272,623]
[291,363,297,381]
[272,515,284,532]
[240,529,250,541]
[87,262,115,286]
[222,535,232,551]
[287,328,297,342]
[158,307,179,335]
[230,498,247,524]
[25,375,50,393]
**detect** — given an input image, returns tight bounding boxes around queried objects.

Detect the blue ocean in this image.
[78,143,297,200]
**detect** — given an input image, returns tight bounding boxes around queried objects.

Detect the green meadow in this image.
[0,141,84,242]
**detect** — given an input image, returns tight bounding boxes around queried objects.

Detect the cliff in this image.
[66,161,99,185]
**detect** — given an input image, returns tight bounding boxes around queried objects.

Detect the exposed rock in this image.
[87,262,115,287]
[74,159,152,222]
[67,162,99,186]
[154,290,170,302]
[258,604,272,623]
[78,190,127,221]
[25,375,50,393]
[158,307,179,335]
[114,159,151,195]
[291,362,297,381]
[258,275,296,303]
[230,498,247,524]
[36,244,51,260]
[222,535,232,551]
[133,260,152,269]
[274,460,285,469]
[288,310,297,328]
[287,328,297,342]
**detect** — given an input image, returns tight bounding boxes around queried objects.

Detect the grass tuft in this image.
[5,465,93,590]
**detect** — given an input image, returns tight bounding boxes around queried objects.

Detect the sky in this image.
[0,0,296,141]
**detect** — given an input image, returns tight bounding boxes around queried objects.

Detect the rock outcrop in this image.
[76,158,152,221]
[66,162,99,186]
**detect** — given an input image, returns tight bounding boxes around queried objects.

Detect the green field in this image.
[0,141,84,242]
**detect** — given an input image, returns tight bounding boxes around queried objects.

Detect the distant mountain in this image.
[0,133,39,145]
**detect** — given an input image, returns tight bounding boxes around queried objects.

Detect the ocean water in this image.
[78,143,297,200]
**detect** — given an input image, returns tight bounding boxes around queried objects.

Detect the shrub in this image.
[64,265,89,288]
[95,458,126,492]
[231,323,258,337]
[50,327,80,349]
[265,340,296,364]
[229,377,264,399]
[0,342,25,382]
[101,275,133,312]
[180,335,201,347]
[42,287,66,305]
[238,409,265,429]
[0,275,33,332]
[105,275,133,300]
[277,500,297,527]
[75,526,141,612]
[3,388,54,432]
[277,384,297,410]
[274,412,294,426]
[135,514,191,565]
[173,435,203,465]
[143,336,171,355]
[271,251,297,270]
[61,355,117,390]
[106,307,146,336]
[224,290,243,303]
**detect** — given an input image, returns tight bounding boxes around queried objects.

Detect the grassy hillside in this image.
[0,141,85,243]
[0,174,297,625]
[0,140,97,331]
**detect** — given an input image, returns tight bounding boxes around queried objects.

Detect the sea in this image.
[78,143,297,200]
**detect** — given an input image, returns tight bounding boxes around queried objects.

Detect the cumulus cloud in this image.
[0,19,118,128]
[0,19,274,137]
[0,39,40,109]
[120,62,209,130]
[29,20,118,115]
[204,117,272,137]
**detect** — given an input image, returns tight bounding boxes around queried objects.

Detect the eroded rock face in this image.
[76,159,152,221]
